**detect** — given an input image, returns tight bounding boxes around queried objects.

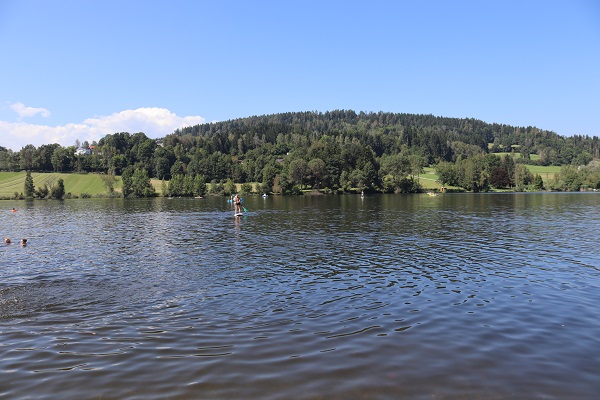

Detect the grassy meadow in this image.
[0,171,173,199]
[418,168,445,190]
[0,172,119,199]
[522,164,561,179]
[493,151,541,161]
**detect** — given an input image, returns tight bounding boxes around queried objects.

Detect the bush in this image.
[50,178,65,199]
[259,182,271,194]
[224,179,236,195]
[289,185,303,195]
[240,183,253,195]
[35,184,49,199]
[209,180,225,195]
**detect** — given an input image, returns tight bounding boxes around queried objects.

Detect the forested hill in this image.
[2,110,599,196]
[170,110,599,164]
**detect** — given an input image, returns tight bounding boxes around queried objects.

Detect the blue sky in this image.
[1,0,599,151]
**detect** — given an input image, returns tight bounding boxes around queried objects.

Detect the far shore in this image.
[0,167,562,201]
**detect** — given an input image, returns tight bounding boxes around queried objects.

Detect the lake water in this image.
[1,193,599,399]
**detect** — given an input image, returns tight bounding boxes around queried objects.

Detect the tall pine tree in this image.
[24,171,34,198]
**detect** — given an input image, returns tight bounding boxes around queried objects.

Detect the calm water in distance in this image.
[1,193,599,399]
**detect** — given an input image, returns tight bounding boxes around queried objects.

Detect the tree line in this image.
[1,110,599,197]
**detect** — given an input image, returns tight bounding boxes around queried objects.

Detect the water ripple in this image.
[1,194,599,399]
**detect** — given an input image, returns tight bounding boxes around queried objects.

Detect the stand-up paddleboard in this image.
[235,213,244,217]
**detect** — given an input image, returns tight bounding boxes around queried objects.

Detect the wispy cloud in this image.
[0,107,206,151]
[10,102,51,119]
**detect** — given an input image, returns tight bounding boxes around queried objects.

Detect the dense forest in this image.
[1,110,599,197]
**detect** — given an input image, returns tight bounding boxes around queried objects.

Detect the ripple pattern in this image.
[1,194,599,399]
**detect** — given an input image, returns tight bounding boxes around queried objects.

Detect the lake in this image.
[1,193,599,399]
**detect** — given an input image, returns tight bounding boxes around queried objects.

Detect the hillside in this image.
[171,110,599,163]
[0,172,117,199]
[1,110,598,195]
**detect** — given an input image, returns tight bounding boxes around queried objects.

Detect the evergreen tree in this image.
[532,174,544,190]
[24,171,35,198]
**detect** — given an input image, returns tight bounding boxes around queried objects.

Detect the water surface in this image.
[1,193,599,399]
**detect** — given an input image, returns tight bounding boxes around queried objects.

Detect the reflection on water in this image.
[1,194,600,399]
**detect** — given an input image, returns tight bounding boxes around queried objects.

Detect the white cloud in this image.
[10,102,51,118]
[0,107,206,151]
[83,108,205,137]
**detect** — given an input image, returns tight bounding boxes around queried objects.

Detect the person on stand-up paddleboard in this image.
[234,193,242,215]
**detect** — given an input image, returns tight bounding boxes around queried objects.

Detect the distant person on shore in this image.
[4,237,11,244]
[20,238,27,246]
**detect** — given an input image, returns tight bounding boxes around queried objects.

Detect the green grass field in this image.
[0,172,117,198]
[418,168,444,190]
[488,155,559,179]
[523,165,561,177]
[494,152,541,162]
[0,172,171,199]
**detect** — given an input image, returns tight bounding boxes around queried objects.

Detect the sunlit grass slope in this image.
[0,172,122,198]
